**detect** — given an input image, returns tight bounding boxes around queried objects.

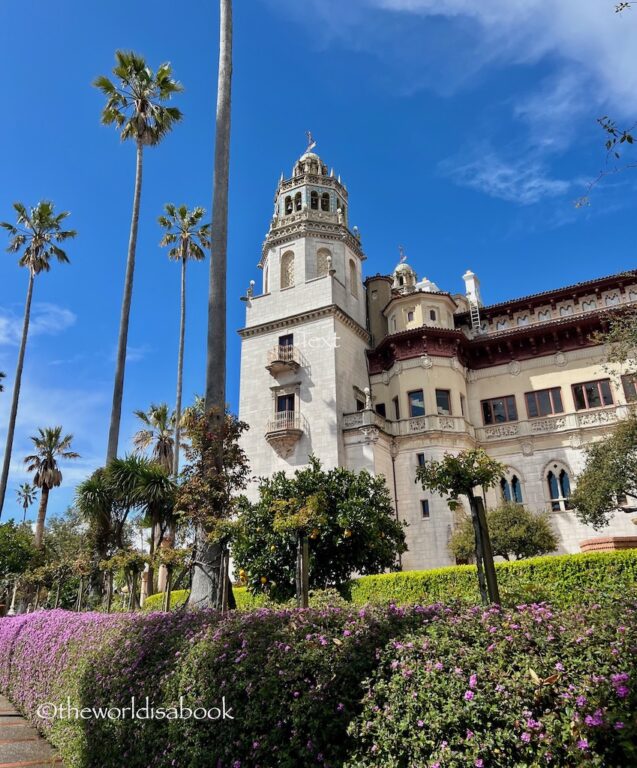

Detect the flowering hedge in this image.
[348,550,637,608]
[1,596,636,767]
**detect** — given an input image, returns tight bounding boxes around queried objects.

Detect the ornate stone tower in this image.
[238,143,371,494]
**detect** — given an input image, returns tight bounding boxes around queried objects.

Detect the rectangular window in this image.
[278,334,293,347]
[416,453,425,467]
[572,379,613,410]
[481,395,517,425]
[408,390,425,417]
[393,396,400,420]
[436,389,452,416]
[276,394,295,413]
[525,387,564,418]
[407,310,414,322]
[420,500,430,519]
[622,374,637,402]
[460,394,466,417]
[375,403,386,418]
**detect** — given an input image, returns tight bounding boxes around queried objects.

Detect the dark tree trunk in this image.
[106,139,144,463]
[0,271,35,516]
[34,485,50,550]
[190,0,233,610]
[467,491,500,605]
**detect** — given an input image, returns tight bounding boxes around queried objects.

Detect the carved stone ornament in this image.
[382,372,390,385]
[521,441,534,456]
[420,355,433,369]
[360,426,380,443]
[508,361,521,376]
[554,352,567,367]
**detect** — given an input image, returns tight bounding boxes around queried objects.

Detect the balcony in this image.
[265,411,304,457]
[266,345,301,376]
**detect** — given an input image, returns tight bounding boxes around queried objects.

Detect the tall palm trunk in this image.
[0,270,35,516]
[173,255,187,477]
[190,0,233,610]
[106,139,144,464]
[34,484,49,550]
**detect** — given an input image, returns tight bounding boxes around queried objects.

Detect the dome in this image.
[392,260,418,290]
[394,261,416,274]
[299,151,320,162]
[294,151,328,177]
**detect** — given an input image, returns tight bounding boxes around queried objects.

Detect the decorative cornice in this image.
[259,217,365,265]
[367,309,616,374]
[238,304,370,342]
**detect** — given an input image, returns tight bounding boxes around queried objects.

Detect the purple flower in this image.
[469,674,477,689]
[577,738,589,751]
[464,690,474,701]
[417,719,424,728]
[521,732,531,743]
[475,760,484,768]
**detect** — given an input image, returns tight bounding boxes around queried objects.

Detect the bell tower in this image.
[238,139,371,490]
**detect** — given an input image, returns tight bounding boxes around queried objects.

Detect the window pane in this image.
[500,478,511,502]
[492,399,507,423]
[537,390,552,416]
[277,394,294,413]
[600,379,613,405]
[417,453,425,467]
[279,334,293,347]
[548,471,559,500]
[551,388,563,413]
[482,401,492,425]
[506,396,518,421]
[512,476,523,503]
[421,500,430,519]
[526,393,538,418]
[436,390,451,415]
[376,403,386,417]
[560,470,571,498]
[585,382,601,408]
[622,375,637,402]
[573,384,586,410]
[409,390,425,417]
[393,397,400,420]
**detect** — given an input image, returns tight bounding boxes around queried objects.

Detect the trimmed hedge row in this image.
[1,597,636,767]
[348,550,637,608]
[142,587,265,612]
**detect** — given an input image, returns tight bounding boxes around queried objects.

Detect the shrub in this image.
[142,586,265,612]
[348,550,637,609]
[1,594,636,767]
[346,600,637,767]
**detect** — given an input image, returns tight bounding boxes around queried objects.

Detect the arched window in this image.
[429,309,437,321]
[310,191,319,210]
[501,472,523,503]
[294,192,302,211]
[321,192,330,212]
[316,248,330,278]
[284,196,293,215]
[349,259,358,297]
[280,251,295,289]
[547,467,571,511]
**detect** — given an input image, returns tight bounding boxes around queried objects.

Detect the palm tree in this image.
[16,482,37,523]
[24,427,79,549]
[190,0,234,610]
[132,403,175,473]
[158,204,210,477]
[94,51,183,466]
[0,202,76,517]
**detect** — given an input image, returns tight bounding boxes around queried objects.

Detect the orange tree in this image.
[231,456,406,602]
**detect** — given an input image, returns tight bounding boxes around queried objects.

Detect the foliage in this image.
[158,203,210,262]
[132,403,175,473]
[24,427,79,491]
[594,304,637,376]
[231,457,407,601]
[348,550,637,609]
[346,599,637,768]
[450,502,558,562]
[143,586,265,613]
[1,201,76,274]
[2,594,637,767]
[177,408,251,531]
[93,51,183,146]
[571,414,637,528]
[0,521,36,579]
[416,449,505,507]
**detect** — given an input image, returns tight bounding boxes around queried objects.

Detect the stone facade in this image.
[238,147,637,571]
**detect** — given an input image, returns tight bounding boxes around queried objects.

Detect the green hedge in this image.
[348,550,637,608]
[143,586,265,612]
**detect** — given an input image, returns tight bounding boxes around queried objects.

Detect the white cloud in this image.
[0,303,76,346]
[440,151,573,204]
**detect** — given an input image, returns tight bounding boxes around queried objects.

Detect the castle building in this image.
[238,147,637,570]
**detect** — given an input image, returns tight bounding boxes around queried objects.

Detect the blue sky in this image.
[0,0,636,523]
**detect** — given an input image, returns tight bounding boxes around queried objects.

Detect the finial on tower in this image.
[399,245,407,264]
[305,130,317,153]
